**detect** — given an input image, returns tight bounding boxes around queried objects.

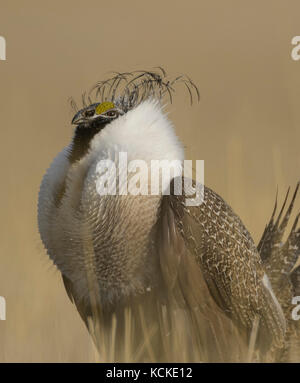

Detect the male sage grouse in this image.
[38,69,300,362]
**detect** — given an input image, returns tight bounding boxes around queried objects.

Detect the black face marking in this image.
[84,109,95,118]
[54,120,107,208]
[68,120,106,164]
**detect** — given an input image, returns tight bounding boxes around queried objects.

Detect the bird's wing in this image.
[155,177,286,348]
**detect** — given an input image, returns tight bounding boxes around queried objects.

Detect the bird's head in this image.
[70,68,199,129]
[68,69,199,164]
[71,101,124,127]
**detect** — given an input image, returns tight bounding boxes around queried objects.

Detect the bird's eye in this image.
[106,110,118,117]
[85,110,94,118]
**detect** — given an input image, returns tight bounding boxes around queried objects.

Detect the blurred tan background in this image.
[0,0,299,362]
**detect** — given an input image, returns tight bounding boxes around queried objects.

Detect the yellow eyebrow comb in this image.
[95,101,115,115]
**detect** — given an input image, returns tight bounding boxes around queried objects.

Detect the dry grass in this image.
[80,252,292,363]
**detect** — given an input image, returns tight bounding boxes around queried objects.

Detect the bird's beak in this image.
[72,112,84,125]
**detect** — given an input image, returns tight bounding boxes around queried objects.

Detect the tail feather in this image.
[259,183,300,284]
[258,183,300,361]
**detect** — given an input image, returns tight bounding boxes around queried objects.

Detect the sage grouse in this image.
[38,69,299,362]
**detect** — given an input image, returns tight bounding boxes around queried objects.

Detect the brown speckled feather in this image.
[157,178,286,350]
